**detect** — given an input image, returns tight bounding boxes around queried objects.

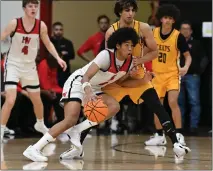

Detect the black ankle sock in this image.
[157,129,163,136]
[176,128,183,134]
[140,89,178,144]
[162,122,178,144]
[168,130,178,144]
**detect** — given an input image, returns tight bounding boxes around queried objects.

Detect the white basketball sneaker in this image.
[60,145,84,160]
[173,142,191,160]
[176,133,186,145]
[144,133,167,146]
[23,145,48,162]
[42,143,56,157]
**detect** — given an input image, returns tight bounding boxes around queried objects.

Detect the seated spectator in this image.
[37,55,64,124]
[50,22,75,87]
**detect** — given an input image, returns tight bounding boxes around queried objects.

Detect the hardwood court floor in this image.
[1,135,212,170]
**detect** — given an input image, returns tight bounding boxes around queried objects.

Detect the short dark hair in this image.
[156,4,180,22]
[22,0,39,8]
[52,22,63,28]
[107,27,139,49]
[180,20,192,29]
[114,0,138,18]
[97,15,110,24]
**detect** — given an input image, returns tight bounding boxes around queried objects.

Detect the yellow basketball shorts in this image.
[102,82,153,104]
[152,70,180,98]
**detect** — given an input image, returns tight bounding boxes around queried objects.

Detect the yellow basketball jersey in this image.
[152,27,180,73]
[111,20,145,78]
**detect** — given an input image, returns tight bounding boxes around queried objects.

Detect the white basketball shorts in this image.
[60,70,103,105]
[4,62,40,92]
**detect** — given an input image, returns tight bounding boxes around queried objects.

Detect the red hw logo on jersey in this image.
[22,36,31,55]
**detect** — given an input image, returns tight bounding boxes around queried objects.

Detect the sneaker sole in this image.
[60,151,84,160]
[23,150,48,162]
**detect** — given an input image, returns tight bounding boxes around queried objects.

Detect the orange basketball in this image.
[84,98,108,123]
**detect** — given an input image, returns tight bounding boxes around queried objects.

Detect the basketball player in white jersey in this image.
[0,0,67,141]
[23,27,145,162]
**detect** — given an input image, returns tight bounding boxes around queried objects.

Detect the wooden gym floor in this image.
[1,135,212,170]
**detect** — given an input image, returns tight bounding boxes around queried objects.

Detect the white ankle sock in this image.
[37,118,44,124]
[33,132,54,150]
[74,119,98,133]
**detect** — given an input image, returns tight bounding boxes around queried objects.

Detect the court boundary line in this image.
[111,141,211,162]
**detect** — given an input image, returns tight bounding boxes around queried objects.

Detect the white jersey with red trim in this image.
[73,49,134,88]
[60,49,134,103]
[6,17,40,66]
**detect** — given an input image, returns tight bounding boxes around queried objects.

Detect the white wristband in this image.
[82,82,91,92]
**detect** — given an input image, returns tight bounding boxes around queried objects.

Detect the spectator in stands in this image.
[77,15,110,62]
[51,22,75,87]
[147,0,160,28]
[37,55,64,124]
[178,21,209,134]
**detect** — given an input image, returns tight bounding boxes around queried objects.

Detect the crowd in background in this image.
[1,1,212,138]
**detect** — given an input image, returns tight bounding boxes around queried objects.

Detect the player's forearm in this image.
[46,42,60,60]
[140,49,158,64]
[81,76,93,94]
[184,55,192,69]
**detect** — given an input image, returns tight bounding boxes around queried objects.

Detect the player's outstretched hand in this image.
[83,92,98,105]
[57,58,67,71]
[140,71,153,84]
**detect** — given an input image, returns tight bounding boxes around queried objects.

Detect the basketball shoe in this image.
[173,142,191,160]
[145,133,186,146]
[23,145,48,162]
[60,145,84,160]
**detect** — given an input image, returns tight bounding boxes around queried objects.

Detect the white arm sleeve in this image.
[92,50,110,70]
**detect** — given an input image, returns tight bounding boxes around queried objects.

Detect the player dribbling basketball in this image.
[23,27,147,162]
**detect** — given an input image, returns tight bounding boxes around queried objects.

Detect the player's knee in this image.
[110,102,120,114]
[5,96,16,107]
[168,99,178,109]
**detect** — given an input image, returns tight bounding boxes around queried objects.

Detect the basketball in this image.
[84,98,108,123]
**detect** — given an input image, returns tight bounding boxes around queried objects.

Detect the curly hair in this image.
[107,27,139,49]
[114,0,138,18]
[156,4,180,22]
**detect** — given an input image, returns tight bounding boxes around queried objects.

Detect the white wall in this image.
[1,1,40,53]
